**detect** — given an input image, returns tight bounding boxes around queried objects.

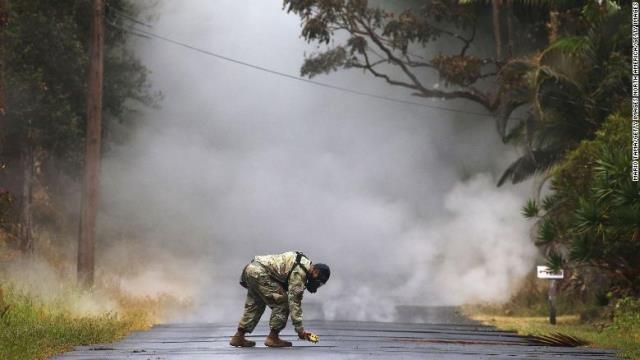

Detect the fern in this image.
[546,36,594,58]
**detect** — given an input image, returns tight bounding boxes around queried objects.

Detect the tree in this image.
[523,113,640,296]
[0,0,154,253]
[0,0,7,118]
[496,1,628,185]
[77,0,105,288]
[283,0,589,114]
[284,0,502,112]
[284,1,627,187]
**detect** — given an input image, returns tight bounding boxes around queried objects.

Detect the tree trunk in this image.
[78,0,105,289]
[547,10,559,44]
[491,0,502,60]
[505,0,514,60]
[0,0,9,120]
[19,140,34,253]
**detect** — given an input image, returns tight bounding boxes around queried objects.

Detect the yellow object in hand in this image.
[307,332,319,343]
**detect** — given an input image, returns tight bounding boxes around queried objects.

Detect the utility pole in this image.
[491,0,502,60]
[78,0,105,288]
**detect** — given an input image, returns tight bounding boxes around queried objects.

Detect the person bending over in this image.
[230,251,330,347]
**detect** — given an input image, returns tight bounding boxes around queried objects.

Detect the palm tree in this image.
[570,143,640,294]
[523,113,640,296]
[496,2,628,186]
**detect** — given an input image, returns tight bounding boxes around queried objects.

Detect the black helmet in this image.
[314,263,330,283]
[306,263,330,293]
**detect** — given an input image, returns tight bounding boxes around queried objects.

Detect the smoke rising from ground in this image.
[98,0,537,322]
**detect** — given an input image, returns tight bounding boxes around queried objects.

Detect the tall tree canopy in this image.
[284,0,502,111]
[496,1,629,185]
[284,0,627,186]
[0,0,155,251]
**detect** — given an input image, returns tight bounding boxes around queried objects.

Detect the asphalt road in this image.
[55,307,616,359]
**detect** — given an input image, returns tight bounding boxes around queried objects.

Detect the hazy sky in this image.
[99,0,537,322]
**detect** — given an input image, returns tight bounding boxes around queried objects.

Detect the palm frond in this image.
[522,199,540,218]
[502,117,527,144]
[574,198,607,234]
[497,150,559,186]
[569,234,595,262]
[545,36,595,59]
[610,205,640,230]
[545,251,564,271]
[541,194,559,212]
[528,333,589,347]
[536,219,557,246]
[612,180,640,208]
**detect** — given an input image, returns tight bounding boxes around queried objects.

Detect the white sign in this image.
[537,266,564,279]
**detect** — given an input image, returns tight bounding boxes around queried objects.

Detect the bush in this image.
[610,297,640,332]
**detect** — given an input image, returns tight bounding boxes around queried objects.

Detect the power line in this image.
[106,16,505,120]
[107,6,152,29]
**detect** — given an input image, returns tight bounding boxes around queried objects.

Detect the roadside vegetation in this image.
[0,2,169,359]
[463,295,640,359]
[0,269,185,360]
[0,287,149,360]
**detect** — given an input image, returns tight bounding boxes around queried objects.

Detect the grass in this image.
[0,285,180,360]
[462,298,640,360]
[0,237,192,360]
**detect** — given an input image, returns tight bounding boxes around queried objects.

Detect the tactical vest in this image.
[239,251,310,290]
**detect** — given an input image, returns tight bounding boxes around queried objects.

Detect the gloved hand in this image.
[307,332,319,343]
[297,328,319,343]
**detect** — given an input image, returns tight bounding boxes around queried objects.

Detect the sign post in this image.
[536,266,564,325]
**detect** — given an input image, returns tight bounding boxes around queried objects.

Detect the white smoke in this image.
[97,0,537,322]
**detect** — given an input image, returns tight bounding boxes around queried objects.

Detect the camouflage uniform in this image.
[238,251,310,333]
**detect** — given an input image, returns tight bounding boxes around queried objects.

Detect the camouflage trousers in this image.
[238,261,289,333]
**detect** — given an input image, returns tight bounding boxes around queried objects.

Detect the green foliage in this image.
[526,113,640,296]
[544,251,564,272]
[469,306,640,359]
[0,0,155,245]
[545,35,594,58]
[497,4,630,185]
[610,297,640,332]
[1,0,154,168]
[573,198,605,234]
[536,218,557,246]
[541,194,558,212]
[608,297,640,359]
[568,234,596,264]
[521,199,539,218]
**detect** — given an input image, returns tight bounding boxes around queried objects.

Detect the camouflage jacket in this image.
[253,251,311,331]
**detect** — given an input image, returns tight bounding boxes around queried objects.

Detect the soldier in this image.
[229,251,330,347]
